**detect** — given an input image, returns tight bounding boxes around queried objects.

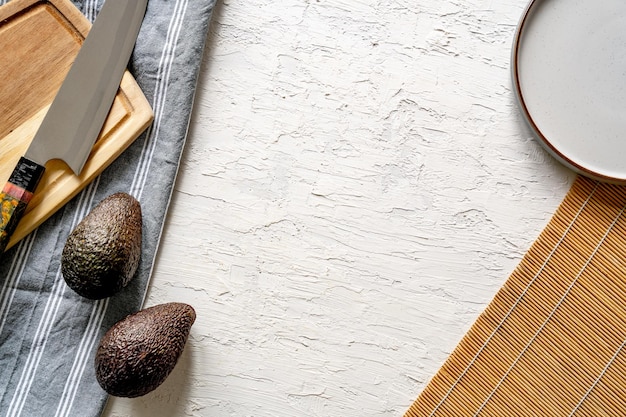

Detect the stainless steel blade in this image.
[25,0,149,175]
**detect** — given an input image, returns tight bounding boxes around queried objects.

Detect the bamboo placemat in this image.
[405,175,626,416]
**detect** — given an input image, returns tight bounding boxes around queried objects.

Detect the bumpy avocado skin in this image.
[61,192,142,299]
[94,302,196,398]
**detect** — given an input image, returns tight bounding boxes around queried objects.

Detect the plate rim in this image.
[511,0,626,184]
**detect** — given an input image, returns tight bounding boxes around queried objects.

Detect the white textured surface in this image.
[103,0,575,415]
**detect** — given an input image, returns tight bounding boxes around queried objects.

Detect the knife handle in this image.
[0,157,46,254]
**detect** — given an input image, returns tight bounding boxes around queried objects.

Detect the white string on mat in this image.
[568,339,626,416]
[473,197,626,416]
[427,181,600,417]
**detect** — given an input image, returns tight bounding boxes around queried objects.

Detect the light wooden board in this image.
[405,175,626,416]
[0,0,153,250]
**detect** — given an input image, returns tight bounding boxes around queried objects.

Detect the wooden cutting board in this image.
[0,0,153,250]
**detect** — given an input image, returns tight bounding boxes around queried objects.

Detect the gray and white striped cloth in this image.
[0,0,216,415]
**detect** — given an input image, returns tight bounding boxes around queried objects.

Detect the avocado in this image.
[94,302,196,397]
[61,192,142,299]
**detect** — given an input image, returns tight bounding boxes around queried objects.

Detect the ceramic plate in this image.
[512,0,626,183]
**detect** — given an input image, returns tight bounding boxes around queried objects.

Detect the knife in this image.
[0,0,149,254]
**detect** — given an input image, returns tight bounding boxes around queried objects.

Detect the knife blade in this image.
[0,0,149,253]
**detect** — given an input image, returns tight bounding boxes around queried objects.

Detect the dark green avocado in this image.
[94,302,196,398]
[61,192,142,299]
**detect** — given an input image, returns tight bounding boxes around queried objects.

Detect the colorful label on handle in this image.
[0,186,28,251]
[0,157,45,253]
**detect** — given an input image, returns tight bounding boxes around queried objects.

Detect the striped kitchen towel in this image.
[0,0,216,416]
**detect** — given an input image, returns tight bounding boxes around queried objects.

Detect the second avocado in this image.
[62,192,142,299]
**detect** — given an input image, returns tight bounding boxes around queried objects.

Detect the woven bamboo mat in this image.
[405,175,626,416]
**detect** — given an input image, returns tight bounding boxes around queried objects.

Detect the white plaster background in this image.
[104,0,576,415]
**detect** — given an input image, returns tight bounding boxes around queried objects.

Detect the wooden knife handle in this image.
[0,157,46,254]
